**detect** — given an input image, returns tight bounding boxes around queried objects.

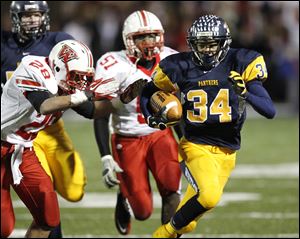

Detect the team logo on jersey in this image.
[58,44,79,63]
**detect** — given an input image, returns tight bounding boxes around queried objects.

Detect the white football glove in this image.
[101,155,123,188]
[70,89,89,106]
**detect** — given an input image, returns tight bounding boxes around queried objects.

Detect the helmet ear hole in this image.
[55,66,60,72]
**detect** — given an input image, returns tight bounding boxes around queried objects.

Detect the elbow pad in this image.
[72,101,95,119]
[25,91,50,113]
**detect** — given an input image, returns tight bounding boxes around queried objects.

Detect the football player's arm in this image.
[93,100,123,188]
[37,90,90,114]
[140,81,160,119]
[244,80,276,119]
[140,81,168,130]
[71,99,114,119]
[25,91,51,113]
[92,100,113,156]
[230,53,276,119]
[94,116,123,188]
[26,90,88,114]
[94,117,111,156]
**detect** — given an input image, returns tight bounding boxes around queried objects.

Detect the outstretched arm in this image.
[26,90,89,114]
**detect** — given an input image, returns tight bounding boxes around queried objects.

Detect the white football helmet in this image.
[122,10,164,61]
[48,39,95,93]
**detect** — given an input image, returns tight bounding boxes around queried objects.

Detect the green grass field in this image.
[11,116,299,238]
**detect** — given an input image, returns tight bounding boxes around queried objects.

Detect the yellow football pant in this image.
[33,119,87,202]
[177,137,236,219]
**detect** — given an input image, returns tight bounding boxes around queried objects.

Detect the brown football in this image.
[150,91,182,125]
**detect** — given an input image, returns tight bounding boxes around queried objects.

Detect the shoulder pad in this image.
[233,49,268,82]
[20,56,58,94]
[160,46,178,60]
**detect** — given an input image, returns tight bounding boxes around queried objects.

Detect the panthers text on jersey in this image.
[151,48,268,150]
[1,31,73,93]
[95,46,178,136]
[1,55,61,147]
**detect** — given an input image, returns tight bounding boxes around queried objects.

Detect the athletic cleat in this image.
[152,223,177,238]
[153,220,197,238]
[115,192,131,235]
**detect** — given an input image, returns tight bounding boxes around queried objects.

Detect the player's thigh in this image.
[112,134,154,217]
[148,129,181,194]
[35,120,86,201]
[180,140,235,208]
[217,149,236,190]
[35,119,75,155]
[33,142,53,181]
[179,140,218,191]
[14,149,60,228]
[111,134,150,195]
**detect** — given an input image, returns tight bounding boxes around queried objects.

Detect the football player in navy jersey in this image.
[140,15,276,237]
[1,1,86,237]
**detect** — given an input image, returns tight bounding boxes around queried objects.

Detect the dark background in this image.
[1,1,299,109]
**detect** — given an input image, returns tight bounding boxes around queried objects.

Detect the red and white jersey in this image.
[1,55,61,147]
[95,46,178,136]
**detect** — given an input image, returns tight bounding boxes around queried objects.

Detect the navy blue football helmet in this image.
[187,15,232,70]
[10,1,50,42]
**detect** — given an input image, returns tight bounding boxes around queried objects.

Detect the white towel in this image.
[10,144,24,185]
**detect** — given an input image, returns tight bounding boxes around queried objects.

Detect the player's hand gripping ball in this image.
[150,91,182,127]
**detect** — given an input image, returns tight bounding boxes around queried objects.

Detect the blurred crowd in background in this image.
[1,1,299,111]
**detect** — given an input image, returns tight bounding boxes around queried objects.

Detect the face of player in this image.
[196,41,219,56]
[63,70,94,94]
[133,33,160,60]
[20,11,43,34]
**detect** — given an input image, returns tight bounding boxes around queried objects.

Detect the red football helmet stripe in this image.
[139,10,148,27]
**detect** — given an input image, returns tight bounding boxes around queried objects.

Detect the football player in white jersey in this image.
[1,2,90,237]
[93,10,182,235]
[1,39,115,238]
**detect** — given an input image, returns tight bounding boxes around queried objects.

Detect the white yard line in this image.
[12,191,260,208]
[231,162,299,178]
[9,230,299,238]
